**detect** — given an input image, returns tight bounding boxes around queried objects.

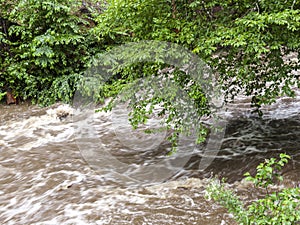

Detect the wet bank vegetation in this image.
[207,153,300,225]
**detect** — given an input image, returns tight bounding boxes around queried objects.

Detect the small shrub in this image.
[206,153,300,225]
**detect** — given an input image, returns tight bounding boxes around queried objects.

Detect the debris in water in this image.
[46,104,74,120]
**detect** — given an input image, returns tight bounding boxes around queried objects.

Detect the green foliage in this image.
[246,187,300,224]
[0,0,99,105]
[93,0,300,109]
[206,154,300,225]
[206,178,250,224]
[209,8,300,108]
[78,39,212,148]
[244,153,291,193]
[75,0,299,146]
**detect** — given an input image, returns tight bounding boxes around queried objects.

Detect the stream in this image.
[0,90,299,224]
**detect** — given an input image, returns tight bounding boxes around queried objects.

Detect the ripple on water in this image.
[0,96,299,224]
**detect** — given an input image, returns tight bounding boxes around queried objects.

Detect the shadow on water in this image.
[179,114,300,185]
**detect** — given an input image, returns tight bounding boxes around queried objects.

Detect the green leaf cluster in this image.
[0,0,99,104]
[93,0,300,109]
[76,0,300,146]
[244,153,291,193]
[206,153,300,225]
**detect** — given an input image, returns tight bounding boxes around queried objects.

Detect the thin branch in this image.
[172,0,176,19]
[256,2,260,14]
[291,0,296,9]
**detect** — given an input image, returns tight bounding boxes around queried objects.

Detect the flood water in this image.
[0,91,300,224]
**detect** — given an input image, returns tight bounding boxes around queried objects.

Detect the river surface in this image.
[0,91,300,224]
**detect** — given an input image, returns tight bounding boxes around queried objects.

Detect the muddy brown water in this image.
[0,94,299,224]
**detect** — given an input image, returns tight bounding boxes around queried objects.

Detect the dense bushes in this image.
[1,0,299,107]
[93,0,300,109]
[0,0,100,105]
[84,0,300,143]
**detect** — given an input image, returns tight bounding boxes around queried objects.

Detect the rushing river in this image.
[0,90,300,224]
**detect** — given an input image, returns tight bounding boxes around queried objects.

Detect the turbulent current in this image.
[0,91,300,224]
